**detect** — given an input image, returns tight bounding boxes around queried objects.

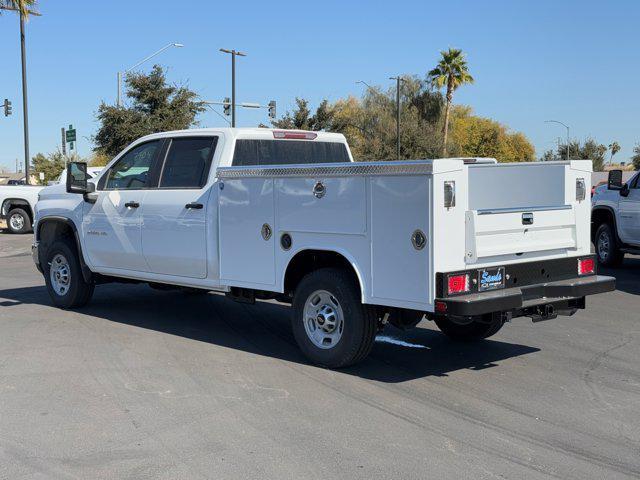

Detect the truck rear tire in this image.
[595,223,624,267]
[292,268,376,368]
[43,239,94,309]
[6,207,31,234]
[434,314,504,341]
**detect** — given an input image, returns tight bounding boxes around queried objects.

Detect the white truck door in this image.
[83,140,162,271]
[141,136,218,278]
[618,177,640,245]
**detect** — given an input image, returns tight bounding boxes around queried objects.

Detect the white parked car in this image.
[32,128,614,367]
[591,169,640,266]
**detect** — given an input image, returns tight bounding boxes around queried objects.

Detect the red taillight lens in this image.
[447,274,470,295]
[578,258,595,275]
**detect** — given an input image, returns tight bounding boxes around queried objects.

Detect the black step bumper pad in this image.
[438,275,615,316]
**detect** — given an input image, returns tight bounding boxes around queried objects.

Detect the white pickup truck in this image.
[0,184,43,234]
[0,168,102,234]
[33,128,614,367]
[591,169,640,266]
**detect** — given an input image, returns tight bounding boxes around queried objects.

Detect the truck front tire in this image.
[434,314,504,341]
[292,268,376,368]
[595,223,624,267]
[43,239,94,309]
[6,208,31,234]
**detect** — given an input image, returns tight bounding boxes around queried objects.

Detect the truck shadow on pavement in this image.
[599,256,640,296]
[0,283,543,382]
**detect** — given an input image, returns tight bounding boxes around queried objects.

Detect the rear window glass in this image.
[159,137,217,188]
[232,139,350,166]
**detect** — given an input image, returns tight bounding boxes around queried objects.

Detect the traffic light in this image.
[223,97,231,116]
[268,100,276,119]
[3,99,12,117]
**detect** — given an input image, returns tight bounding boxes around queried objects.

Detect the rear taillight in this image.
[447,273,470,295]
[578,257,595,275]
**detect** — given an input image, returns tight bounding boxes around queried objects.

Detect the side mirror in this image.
[607,169,623,190]
[620,183,630,197]
[66,162,89,194]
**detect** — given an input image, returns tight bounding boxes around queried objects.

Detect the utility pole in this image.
[220,48,246,127]
[20,11,30,184]
[389,76,402,160]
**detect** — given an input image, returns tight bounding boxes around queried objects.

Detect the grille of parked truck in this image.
[31,128,615,368]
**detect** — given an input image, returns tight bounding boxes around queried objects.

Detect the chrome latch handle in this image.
[313,181,326,199]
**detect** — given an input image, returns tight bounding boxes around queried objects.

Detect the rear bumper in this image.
[436,275,615,317]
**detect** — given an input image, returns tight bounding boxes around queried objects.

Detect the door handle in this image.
[185,202,203,209]
[124,201,140,208]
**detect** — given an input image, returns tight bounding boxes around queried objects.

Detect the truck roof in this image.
[136,127,348,143]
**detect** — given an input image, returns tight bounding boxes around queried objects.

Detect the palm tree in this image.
[608,141,621,165]
[0,0,37,17]
[428,48,474,157]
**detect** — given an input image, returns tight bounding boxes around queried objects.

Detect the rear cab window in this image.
[159,137,218,189]
[232,139,350,166]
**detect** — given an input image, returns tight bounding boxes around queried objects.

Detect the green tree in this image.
[449,106,535,162]
[31,150,65,185]
[608,141,621,164]
[428,48,474,157]
[558,138,607,171]
[94,65,206,157]
[631,144,640,170]
[540,149,557,161]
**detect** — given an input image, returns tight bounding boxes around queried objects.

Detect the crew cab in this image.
[32,128,615,367]
[591,169,640,266]
[0,184,44,234]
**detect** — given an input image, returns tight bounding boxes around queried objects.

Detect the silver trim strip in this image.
[477,205,572,215]
[216,160,434,178]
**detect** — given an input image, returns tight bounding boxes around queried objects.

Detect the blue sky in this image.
[0,0,638,170]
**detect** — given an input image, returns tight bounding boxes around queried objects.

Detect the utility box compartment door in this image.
[277,177,366,234]
[370,176,431,305]
[219,178,276,287]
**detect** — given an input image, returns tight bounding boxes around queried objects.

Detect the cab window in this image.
[102,141,161,190]
[159,137,217,188]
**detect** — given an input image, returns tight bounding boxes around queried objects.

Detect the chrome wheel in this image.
[597,230,610,262]
[49,254,71,296]
[303,289,344,349]
[9,213,24,231]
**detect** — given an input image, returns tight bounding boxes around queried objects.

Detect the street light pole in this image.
[117,43,184,107]
[389,76,402,160]
[545,120,570,160]
[19,10,30,184]
[220,49,246,128]
[2,6,40,184]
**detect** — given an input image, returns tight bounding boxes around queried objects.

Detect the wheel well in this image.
[591,208,616,242]
[284,250,362,296]
[38,220,76,256]
[2,199,33,222]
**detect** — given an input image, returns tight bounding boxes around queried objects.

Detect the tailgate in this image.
[465,205,576,263]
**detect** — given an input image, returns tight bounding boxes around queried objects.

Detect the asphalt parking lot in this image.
[0,232,639,479]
